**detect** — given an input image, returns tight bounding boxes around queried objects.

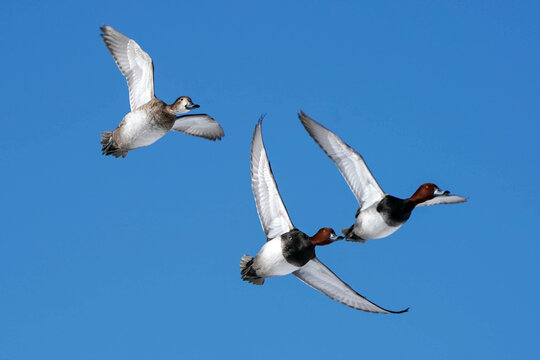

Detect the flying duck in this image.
[299,111,466,242]
[240,117,408,313]
[99,25,224,158]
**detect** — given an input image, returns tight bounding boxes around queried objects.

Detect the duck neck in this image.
[165,105,180,116]
[404,198,417,210]
[377,195,415,225]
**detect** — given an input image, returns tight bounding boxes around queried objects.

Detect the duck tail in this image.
[341,225,353,238]
[341,226,366,243]
[100,131,127,158]
[240,254,264,285]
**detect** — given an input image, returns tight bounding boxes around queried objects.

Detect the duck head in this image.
[409,183,450,205]
[310,228,343,246]
[169,96,200,115]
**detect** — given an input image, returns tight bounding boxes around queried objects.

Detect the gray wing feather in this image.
[416,195,467,207]
[172,114,224,140]
[251,118,294,240]
[101,25,155,111]
[298,111,385,209]
[294,258,408,314]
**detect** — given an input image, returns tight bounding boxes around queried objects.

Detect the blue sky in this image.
[1,0,539,358]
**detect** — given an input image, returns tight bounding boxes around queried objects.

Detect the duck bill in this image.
[329,233,344,242]
[434,188,450,196]
[186,103,200,110]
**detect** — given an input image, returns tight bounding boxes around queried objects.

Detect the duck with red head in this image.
[408,183,444,204]
[299,111,466,243]
[99,25,224,158]
[240,118,408,314]
[310,228,341,246]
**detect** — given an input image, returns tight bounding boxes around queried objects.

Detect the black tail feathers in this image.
[240,255,264,285]
[101,131,127,158]
[341,226,366,243]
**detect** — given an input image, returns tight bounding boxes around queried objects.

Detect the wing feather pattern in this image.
[101,25,155,111]
[172,114,224,140]
[299,111,385,209]
[416,195,467,207]
[294,258,408,314]
[251,118,294,240]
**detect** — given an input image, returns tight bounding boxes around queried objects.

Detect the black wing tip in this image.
[208,120,225,141]
[389,307,410,314]
[251,115,265,152]
[346,299,409,314]
[100,26,112,43]
[217,129,225,140]
[332,296,410,314]
[297,110,328,135]
[210,133,224,141]
[297,109,311,123]
[100,25,122,43]
[257,113,266,125]
[100,24,111,35]
[253,114,266,138]
[353,305,409,314]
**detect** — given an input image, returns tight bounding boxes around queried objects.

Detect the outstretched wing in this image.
[416,195,467,207]
[101,25,155,111]
[299,111,385,209]
[294,258,408,314]
[172,114,225,140]
[251,117,294,240]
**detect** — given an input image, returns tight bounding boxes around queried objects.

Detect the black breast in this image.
[376,195,415,227]
[281,229,315,267]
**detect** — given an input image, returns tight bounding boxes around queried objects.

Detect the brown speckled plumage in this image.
[99,25,224,158]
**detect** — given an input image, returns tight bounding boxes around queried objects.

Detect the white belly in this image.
[253,238,299,278]
[118,110,168,148]
[354,205,402,240]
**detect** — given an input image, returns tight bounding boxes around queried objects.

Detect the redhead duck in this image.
[240,118,408,313]
[99,25,224,158]
[298,111,466,242]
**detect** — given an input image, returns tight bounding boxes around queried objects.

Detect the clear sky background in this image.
[1,1,539,359]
